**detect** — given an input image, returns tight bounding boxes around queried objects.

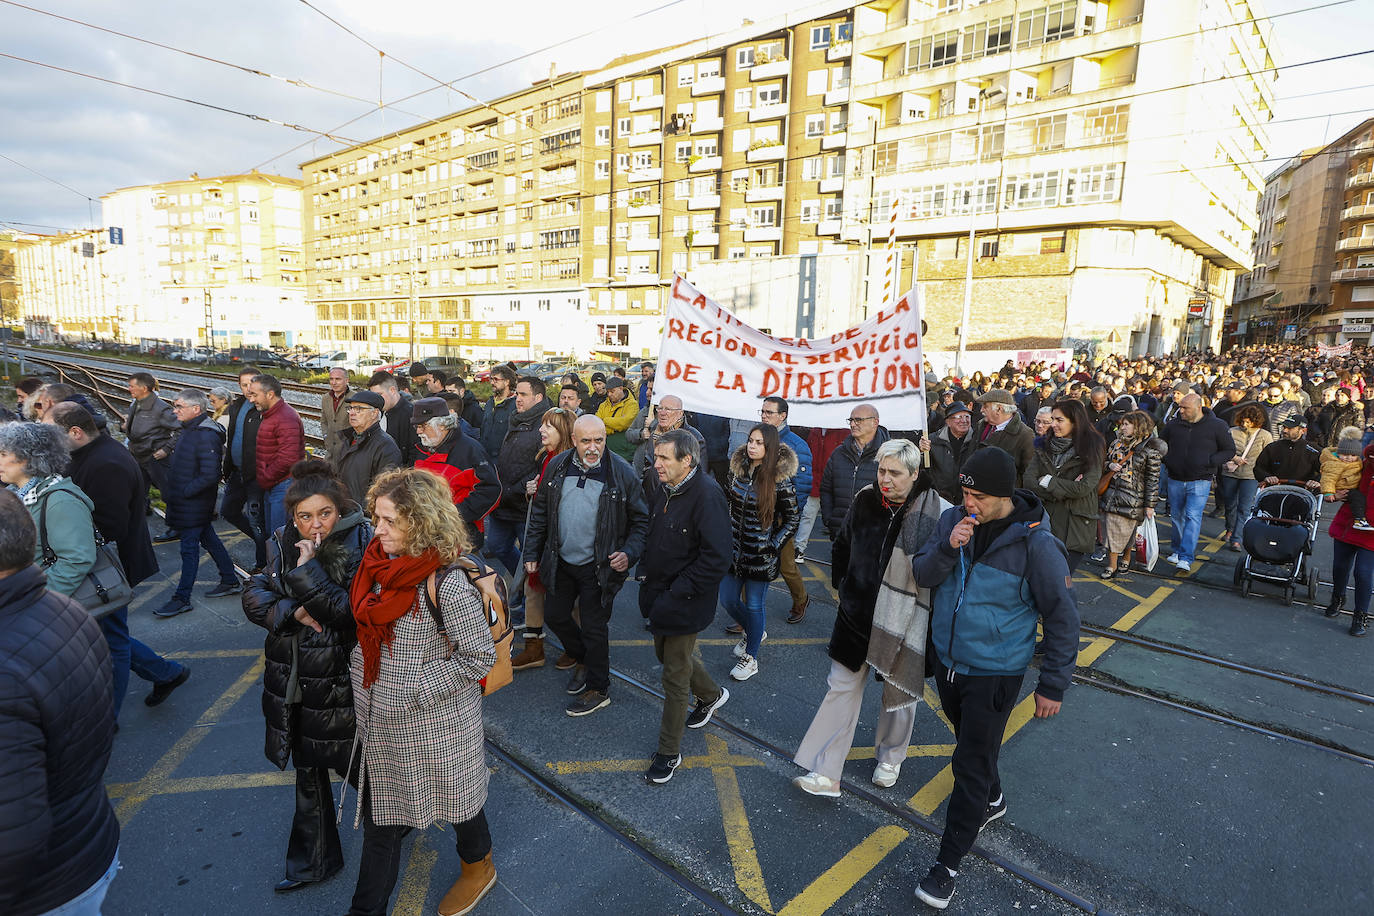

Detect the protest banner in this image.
[654,275,926,429]
[1318,341,1353,358]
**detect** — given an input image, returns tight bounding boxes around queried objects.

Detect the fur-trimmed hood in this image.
[729,442,799,483]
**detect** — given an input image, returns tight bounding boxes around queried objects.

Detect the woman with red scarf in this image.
[342,468,497,916]
[511,406,576,671]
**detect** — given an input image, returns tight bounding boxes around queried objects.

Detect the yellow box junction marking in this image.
[706,733,774,913]
[776,825,909,916]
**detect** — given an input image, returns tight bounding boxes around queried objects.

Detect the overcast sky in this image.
[1,0,1371,234]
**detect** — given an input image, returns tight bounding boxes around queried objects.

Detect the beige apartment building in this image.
[14,229,115,341]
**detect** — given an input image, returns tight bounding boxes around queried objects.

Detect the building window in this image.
[1080,104,1130,143]
[810,26,831,50]
[872,141,899,176]
[735,88,753,112]
[1040,232,1066,254]
[737,47,755,70]
[1063,164,1122,205]
[805,114,825,137]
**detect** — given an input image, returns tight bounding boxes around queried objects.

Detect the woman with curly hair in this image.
[342,468,498,916]
[1098,411,1166,579]
[1219,402,1273,551]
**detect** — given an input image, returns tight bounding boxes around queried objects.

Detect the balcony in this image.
[827,42,851,61]
[629,130,662,147]
[626,166,662,182]
[1337,236,1374,252]
[745,186,784,203]
[689,155,723,173]
[817,218,842,235]
[629,93,664,112]
[749,103,788,123]
[1333,267,1374,283]
[691,75,725,96]
[626,203,661,217]
[1342,204,1374,222]
[750,59,790,81]
[819,176,844,194]
[1352,140,1374,162]
[690,115,724,134]
[821,133,846,150]
[626,237,661,252]
[688,231,718,246]
[744,226,782,242]
[1348,173,1374,190]
[688,194,721,210]
[746,143,785,163]
[824,87,850,107]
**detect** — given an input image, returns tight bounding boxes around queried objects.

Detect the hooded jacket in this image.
[639,466,731,636]
[332,421,402,507]
[1160,407,1235,481]
[164,414,226,531]
[241,504,371,771]
[776,424,813,511]
[21,477,96,597]
[491,396,552,524]
[819,428,890,536]
[67,432,159,587]
[725,444,800,581]
[911,491,1080,702]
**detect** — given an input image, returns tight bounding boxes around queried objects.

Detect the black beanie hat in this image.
[958,447,1017,498]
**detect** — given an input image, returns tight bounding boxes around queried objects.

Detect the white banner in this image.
[654,275,926,429]
[1318,341,1354,357]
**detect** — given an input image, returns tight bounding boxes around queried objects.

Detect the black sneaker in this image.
[685,687,729,729]
[982,793,1007,830]
[644,752,682,784]
[915,864,956,909]
[205,581,243,598]
[153,597,193,618]
[152,530,180,544]
[145,666,190,707]
[564,664,588,695]
[565,689,610,717]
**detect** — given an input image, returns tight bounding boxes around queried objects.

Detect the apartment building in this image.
[14,229,114,341]
[1327,122,1374,341]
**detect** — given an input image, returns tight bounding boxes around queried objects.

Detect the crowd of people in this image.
[5,341,1374,915]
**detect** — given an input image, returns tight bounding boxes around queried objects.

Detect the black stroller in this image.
[1233,484,1323,605]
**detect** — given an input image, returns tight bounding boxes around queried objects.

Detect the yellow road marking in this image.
[115,657,263,824]
[924,684,955,734]
[1094,578,1145,602]
[393,833,438,916]
[775,825,908,916]
[707,733,773,913]
[610,637,828,648]
[845,743,955,761]
[546,750,766,775]
[106,770,295,799]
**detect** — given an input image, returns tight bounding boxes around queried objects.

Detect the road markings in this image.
[167,648,261,659]
[393,833,438,916]
[105,770,294,799]
[706,733,774,913]
[546,746,766,775]
[775,825,908,916]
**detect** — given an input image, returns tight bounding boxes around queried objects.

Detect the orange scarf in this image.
[349,539,443,688]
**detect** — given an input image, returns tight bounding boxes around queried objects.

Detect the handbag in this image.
[1098,447,1135,496]
[37,491,134,619]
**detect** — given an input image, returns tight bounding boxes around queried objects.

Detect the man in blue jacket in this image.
[760,396,814,623]
[910,446,1080,910]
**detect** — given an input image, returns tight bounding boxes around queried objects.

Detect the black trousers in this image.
[220,469,267,568]
[141,456,174,529]
[933,658,1025,871]
[544,561,614,693]
[285,766,344,882]
[347,798,491,916]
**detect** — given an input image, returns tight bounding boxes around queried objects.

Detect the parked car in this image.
[301,350,351,370]
[227,347,295,370]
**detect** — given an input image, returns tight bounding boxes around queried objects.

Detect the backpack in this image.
[424,554,513,696]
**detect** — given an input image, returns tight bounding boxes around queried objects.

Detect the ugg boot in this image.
[511,635,545,670]
[438,853,497,916]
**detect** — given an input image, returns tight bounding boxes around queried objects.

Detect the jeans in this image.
[347,797,489,916]
[1158,464,1172,511]
[655,634,720,756]
[794,498,819,554]
[99,608,183,719]
[483,515,524,580]
[221,471,266,568]
[1166,477,1212,565]
[175,524,239,601]
[544,561,614,693]
[38,849,118,915]
[1218,476,1259,539]
[1331,539,1374,615]
[719,574,769,658]
[264,478,291,538]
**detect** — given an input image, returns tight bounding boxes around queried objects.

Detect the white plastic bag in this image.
[1136,516,1159,572]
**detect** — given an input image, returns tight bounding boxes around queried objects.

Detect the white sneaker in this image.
[1173,557,1192,571]
[872,761,901,788]
[730,654,759,681]
[792,771,841,797]
[1166,553,1180,565]
[732,631,766,659]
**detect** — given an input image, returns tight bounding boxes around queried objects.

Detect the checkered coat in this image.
[347,570,496,829]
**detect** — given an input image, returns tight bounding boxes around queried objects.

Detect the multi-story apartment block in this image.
[1329,122,1374,339]
[14,229,114,342]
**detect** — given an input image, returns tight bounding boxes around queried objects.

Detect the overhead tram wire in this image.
[0,152,99,225]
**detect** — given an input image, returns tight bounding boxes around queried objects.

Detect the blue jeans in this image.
[1166,477,1211,566]
[39,849,118,915]
[1331,539,1374,615]
[1218,476,1258,540]
[483,515,524,580]
[176,524,239,600]
[264,478,291,538]
[719,574,769,657]
[99,608,183,719]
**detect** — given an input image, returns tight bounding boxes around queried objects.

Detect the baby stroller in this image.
[1233,484,1323,606]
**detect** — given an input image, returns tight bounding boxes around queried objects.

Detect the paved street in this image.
[102,499,1374,916]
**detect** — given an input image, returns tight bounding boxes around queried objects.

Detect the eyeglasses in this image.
[847,416,877,426]
[759,409,781,417]
[172,403,195,411]
[345,405,375,412]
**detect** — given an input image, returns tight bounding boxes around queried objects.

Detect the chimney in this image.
[548,63,557,83]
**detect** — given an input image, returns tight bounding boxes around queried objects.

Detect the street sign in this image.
[108,227,123,245]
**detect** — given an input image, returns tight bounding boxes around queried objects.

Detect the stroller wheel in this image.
[1240,577,1253,599]
[1233,558,1246,588]
[1283,583,1295,607]
[1307,570,1318,600]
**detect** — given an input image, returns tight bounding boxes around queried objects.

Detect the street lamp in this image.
[954,86,1004,378]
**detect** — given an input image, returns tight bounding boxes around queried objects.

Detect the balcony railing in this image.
[1347,173,1374,190]
[1341,204,1374,222]
[1333,267,1374,283]
[1336,236,1374,252]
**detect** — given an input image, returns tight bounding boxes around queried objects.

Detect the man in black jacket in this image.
[0,488,121,916]
[411,398,501,549]
[1160,394,1235,572]
[523,414,649,719]
[223,365,267,572]
[928,403,975,505]
[47,403,188,716]
[639,429,731,784]
[331,390,402,506]
[1254,416,1321,489]
[123,371,180,542]
[479,364,518,460]
[367,371,415,464]
[820,402,890,539]
[487,376,552,581]
[444,376,486,430]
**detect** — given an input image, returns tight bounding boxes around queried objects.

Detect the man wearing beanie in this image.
[910,446,1080,910]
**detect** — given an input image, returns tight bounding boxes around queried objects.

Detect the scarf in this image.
[568,453,606,488]
[349,539,444,688]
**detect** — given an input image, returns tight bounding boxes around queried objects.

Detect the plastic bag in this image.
[1135,516,1159,572]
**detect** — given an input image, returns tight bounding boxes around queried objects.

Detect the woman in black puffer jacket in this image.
[1099,410,1167,578]
[719,423,799,682]
[242,459,372,895]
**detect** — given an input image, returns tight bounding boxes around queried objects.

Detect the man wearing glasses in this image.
[758,397,814,624]
[819,404,889,544]
[627,394,703,475]
[331,390,403,507]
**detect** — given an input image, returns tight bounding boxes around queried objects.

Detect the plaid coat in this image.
[347,570,496,829]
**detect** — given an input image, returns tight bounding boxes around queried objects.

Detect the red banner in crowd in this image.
[654,275,926,428]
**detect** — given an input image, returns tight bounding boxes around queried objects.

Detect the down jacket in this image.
[819,429,890,536]
[242,505,371,771]
[725,444,800,581]
[1022,438,1104,555]
[164,414,226,531]
[21,477,96,598]
[0,564,119,916]
[255,398,305,490]
[639,466,731,636]
[1101,436,1167,522]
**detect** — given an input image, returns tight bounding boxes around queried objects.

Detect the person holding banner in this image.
[721,424,799,682]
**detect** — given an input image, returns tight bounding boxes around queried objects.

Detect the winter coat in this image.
[491,396,552,524]
[1101,436,1166,522]
[820,429,890,536]
[333,422,403,508]
[804,427,850,500]
[1253,437,1321,486]
[1257,399,1298,438]
[1321,401,1365,448]
[0,564,118,916]
[639,466,731,636]
[724,445,800,581]
[777,424,813,511]
[19,477,96,597]
[829,484,947,671]
[382,396,416,465]
[1160,408,1235,481]
[67,433,158,588]
[242,505,371,771]
[255,398,305,490]
[691,412,733,466]
[348,570,495,829]
[597,396,639,460]
[320,387,352,457]
[522,450,649,600]
[1222,426,1273,481]
[223,395,260,482]
[413,427,501,548]
[164,415,226,531]
[123,391,179,463]
[1022,438,1104,554]
[973,412,1036,478]
[628,417,705,477]
[912,491,1080,702]
[928,426,977,505]
[479,395,514,460]
[456,390,484,431]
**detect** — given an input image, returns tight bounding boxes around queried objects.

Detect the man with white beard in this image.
[409,397,502,550]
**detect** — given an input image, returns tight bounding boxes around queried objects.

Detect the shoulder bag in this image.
[38,491,134,619]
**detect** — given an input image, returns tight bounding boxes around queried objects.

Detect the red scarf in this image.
[349,539,444,688]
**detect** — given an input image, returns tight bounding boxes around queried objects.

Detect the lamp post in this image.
[954,86,1004,377]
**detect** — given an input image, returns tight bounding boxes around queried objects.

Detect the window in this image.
[756,84,782,106]
[750,205,777,227]
[618,117,631,136]
[1025,114,1067,151]
[1003,170,1061,209]
[824,197,843,219]
[674,179,690,199]
[737,47,755,70]
[695,139,718,158]
[810,25,832,50]
[757,41,783,62]
[594,226,608,245]
[1063,164,1122,205]
[729,208,748,230]
[735,88,753,112]
[872,141,899,176]
[1040,232,1066,254]
[1017,2,1078,49]
[698,59,720,79]
[728,247,747,260]
[595,160,610,179]
[800,200,820,222]
[807,70,828,96]
[1080,104,1130,143]
[677,65,695,87]
[595,125,611,146]
[673,216,689,234]
[961,16,1014,61]
[596,91,611,113]
[805,114,825,137]
[675,141,692,162]
[802,156,823,181]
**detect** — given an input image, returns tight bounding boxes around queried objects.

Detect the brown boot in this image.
[787,596,809,624]
[553,651,577,670]
[437,852,496,916]
[511,636,545,670]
